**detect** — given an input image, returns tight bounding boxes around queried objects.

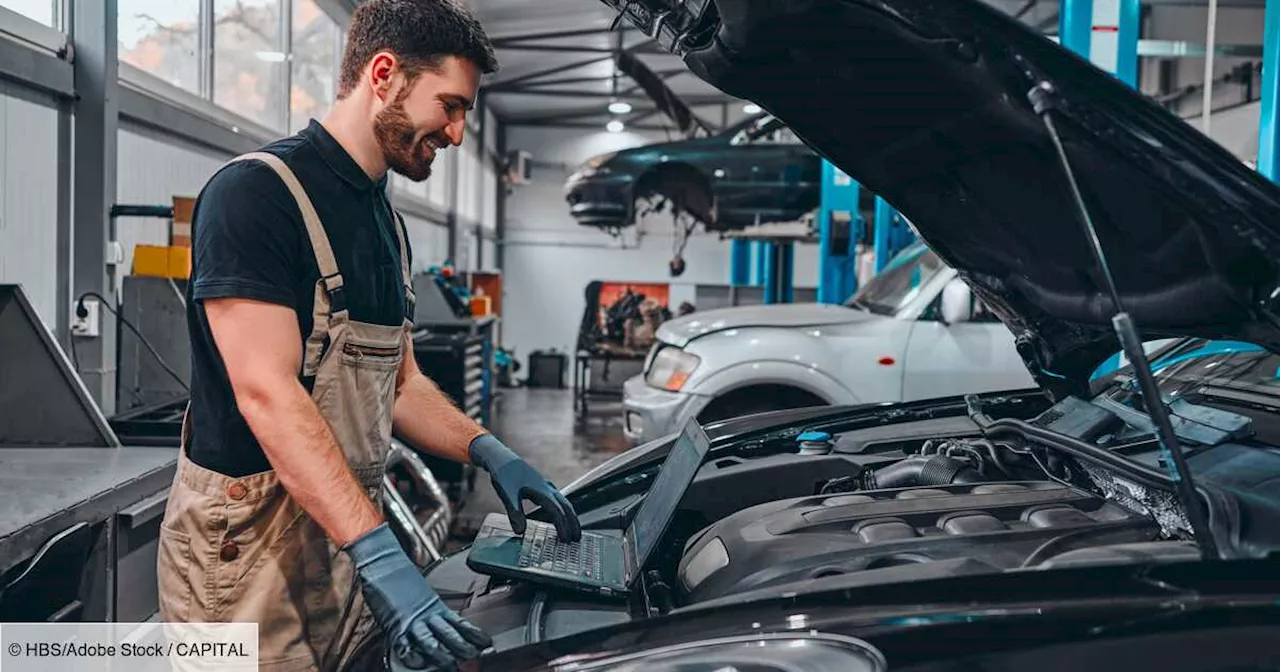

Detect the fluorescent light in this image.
[743,103,762,114]
[606,120,625,133]
[608,100,633,114]
[255,51,288,62]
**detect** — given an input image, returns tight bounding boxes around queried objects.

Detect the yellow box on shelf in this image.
[132,245,192,279]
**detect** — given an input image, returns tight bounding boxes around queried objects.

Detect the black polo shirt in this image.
[186,120,412,477]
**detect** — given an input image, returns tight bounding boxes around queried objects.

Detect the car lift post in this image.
[752,241,768,286]
[1259,0,1279,180]
[729,238,752,305]
[1059,0,1140,87]
[817,161,861,303]
[762,241,794,304]
[873,196,915,274]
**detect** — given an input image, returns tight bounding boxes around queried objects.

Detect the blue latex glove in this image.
[345,524,491,670]
[470,434,582,542]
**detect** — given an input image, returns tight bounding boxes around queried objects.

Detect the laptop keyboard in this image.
[517,523,604,582]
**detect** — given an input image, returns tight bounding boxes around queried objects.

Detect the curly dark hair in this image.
[337,0,499,98]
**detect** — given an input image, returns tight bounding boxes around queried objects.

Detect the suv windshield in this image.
[1115,339,1276,399]
[846,242,946,315]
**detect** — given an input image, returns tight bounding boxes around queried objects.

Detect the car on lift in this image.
[621,239,1035,445]
[563,114,822,231]
[390,0,1280,669]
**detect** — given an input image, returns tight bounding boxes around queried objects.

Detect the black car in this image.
[387,0,1280,668]
[563,115,821,231]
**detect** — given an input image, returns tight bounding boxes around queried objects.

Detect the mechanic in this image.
[155,1,581,670]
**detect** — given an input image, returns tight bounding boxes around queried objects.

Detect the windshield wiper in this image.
[1028,81,1220,561]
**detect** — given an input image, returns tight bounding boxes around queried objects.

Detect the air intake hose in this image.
[868,455,980,489]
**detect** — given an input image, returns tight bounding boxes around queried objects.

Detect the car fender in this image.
[688,358,857,406]
[678,318,912,404]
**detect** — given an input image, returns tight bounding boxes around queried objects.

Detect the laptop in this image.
[466,420,712,597]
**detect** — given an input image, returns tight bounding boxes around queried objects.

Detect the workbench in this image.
[573,343,647,425]
[0,447,178,621]
[0,284,179,622]
[0,448,177,574]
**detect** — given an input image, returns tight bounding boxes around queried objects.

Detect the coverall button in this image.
[227,482,247,500]
[219,541,240,562]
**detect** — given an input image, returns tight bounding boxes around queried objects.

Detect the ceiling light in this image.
[608,100,633,114]
[606,120,625,133]
[743,103,762,114]
[255,51,288,62]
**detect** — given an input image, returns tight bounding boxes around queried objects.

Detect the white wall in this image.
[0,84,61,328]
[115,126,226,295]
[1140,5,1266,161]
[401,212,450,274]
[500,125,817,366]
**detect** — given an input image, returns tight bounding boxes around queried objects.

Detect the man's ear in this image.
[368,51,397,103]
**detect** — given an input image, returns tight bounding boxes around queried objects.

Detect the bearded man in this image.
[156,2,580,670]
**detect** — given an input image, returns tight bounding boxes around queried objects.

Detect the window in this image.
[1,0,56,27]
[289,0,339,132]
[848,242,946,316]
[214,0,286,131]
[118,1,201,95]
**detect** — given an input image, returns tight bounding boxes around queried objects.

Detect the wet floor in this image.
[452,387,632,534]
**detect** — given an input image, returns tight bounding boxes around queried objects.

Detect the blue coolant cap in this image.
[797,431,831,443]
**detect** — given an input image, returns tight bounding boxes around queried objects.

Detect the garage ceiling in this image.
[465,0,1263,132]
[468,0,742,132]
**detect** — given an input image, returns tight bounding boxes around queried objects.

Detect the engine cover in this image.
[677,481,1156,603]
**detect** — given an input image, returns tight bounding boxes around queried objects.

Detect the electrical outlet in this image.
[71,298,101,338]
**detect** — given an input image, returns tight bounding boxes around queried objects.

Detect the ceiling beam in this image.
[617,68,685,97]
[495,44,618,54]
[627,108,663,125]
[485,68,685,92]
[505,104,658,124]
[489,89,737,105]
[490,74,617,90]
[490,26,634,46]
[486,55,614,90]
[507,120,675,131]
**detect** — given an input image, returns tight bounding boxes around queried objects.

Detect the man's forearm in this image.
[238,379,383,547]
[392,372,487,464]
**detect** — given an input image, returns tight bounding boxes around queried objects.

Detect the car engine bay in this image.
[425,390,1280,650]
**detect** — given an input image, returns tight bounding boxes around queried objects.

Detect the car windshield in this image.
[845,242,945,315]
[1110,339,1279,400]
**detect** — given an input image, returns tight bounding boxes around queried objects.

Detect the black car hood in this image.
[600,0,1280,396]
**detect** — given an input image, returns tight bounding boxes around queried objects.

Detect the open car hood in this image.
[598,0,1280,397]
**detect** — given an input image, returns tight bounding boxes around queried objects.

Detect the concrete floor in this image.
[453,387,632,533]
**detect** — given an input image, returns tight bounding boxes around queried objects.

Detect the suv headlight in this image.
[645,347,701,391]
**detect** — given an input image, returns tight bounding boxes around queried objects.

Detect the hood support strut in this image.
[1028,81,1220,561]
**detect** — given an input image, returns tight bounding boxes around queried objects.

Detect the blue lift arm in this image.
[873,197,915,274]
[762,241,795,304]
[1260,0,1280,180]
[729,238,752,287]
[752,240,768,286]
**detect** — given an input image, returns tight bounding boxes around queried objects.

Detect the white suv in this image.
[622,242,1035,444]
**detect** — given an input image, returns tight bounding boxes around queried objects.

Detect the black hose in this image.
[870,455,980,489]
[986,417,1172,490]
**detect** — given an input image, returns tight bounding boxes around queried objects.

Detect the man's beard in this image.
[374,96,438,182]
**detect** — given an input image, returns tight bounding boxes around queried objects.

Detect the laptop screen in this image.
[626,420,711,568]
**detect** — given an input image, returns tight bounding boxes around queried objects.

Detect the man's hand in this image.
[345,524,491,669]
[469,435,581,542]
